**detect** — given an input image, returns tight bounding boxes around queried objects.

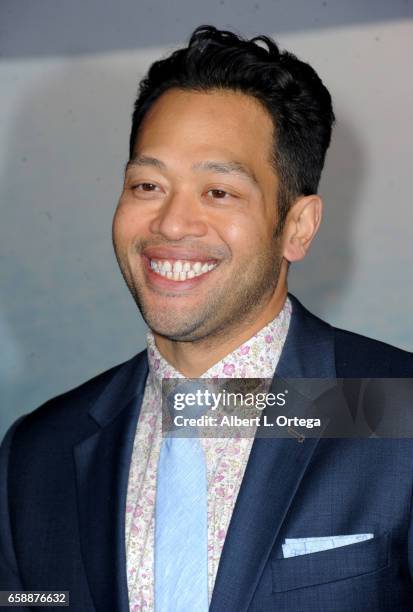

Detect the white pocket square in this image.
[282,533,374,558]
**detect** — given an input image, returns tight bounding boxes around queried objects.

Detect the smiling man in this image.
[114,87,297,373]
[1,25,413,612]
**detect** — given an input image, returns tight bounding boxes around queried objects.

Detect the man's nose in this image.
[149,191,208,240]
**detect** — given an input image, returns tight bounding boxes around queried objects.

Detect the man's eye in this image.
[133,183,158,192]
[207,189,230,199]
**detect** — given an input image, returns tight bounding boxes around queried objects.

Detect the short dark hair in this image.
[129,25,335,228]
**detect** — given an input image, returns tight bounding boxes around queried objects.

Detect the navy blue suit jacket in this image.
[1,294,413,611]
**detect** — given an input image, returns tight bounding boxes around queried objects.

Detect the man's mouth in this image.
[148,258,218,282]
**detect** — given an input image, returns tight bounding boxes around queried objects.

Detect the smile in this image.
[149,259,217,281]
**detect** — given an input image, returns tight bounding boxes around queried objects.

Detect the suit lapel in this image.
[74,351,149,612]
[210,294,338,612]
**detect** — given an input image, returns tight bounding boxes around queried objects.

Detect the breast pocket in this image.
[271,531,390,593]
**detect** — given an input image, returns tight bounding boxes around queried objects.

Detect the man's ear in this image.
[282,195,323,262]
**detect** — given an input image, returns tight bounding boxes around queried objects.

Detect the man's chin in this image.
[140,309,207,343]
[150,325,207,343]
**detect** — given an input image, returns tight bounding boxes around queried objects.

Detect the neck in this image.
[153,277,288,378]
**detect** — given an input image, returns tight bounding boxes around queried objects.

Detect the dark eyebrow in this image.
[126,155,258,187]
[192,160,258,186]
[126,155,167,172]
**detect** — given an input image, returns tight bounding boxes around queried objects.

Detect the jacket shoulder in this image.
[333,326,413,377]
[287,293,413,377]
[3,350,147,447]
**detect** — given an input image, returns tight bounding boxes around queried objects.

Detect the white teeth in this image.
[173,261,182,274]
[149,258,217,281]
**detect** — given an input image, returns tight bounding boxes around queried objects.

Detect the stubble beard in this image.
[117,236,284,346]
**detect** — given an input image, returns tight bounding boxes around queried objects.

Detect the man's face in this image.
[113,88,285,343]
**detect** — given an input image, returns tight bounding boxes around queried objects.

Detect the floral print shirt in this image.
[125,297,291,610]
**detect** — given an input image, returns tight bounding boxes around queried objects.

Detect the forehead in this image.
[133,88,275,172]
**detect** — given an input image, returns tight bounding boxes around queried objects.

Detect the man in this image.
[1,25,412,611]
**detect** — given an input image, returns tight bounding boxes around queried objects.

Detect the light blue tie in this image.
[155,384,209,612]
